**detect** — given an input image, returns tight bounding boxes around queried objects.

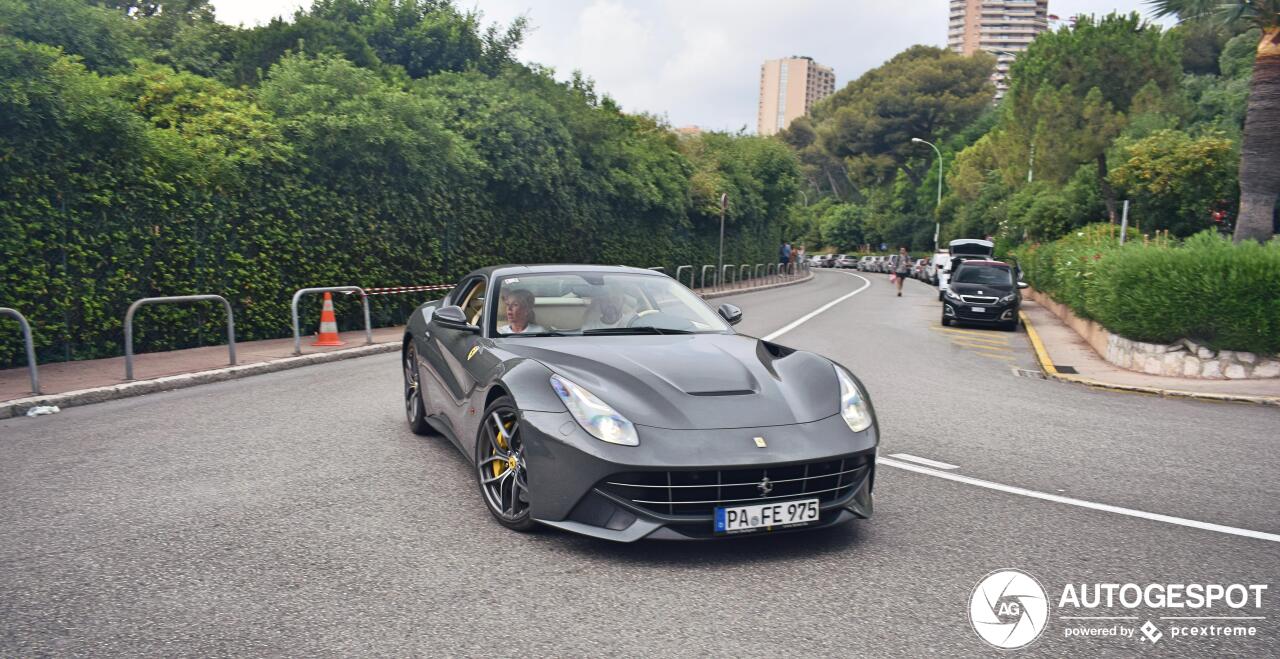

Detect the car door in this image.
[420,276,489,440]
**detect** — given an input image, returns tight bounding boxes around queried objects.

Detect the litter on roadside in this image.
[25,405,60,417]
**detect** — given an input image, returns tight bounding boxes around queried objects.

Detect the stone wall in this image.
[1105,335,1280,380]
[1026,289,1280,380]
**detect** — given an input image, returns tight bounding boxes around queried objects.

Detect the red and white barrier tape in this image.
[360,285,453,297]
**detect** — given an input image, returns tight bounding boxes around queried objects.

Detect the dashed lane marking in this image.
[974,352,1016,361]
[951,341,1013,352]
[877,457,1280,544]
[888,453,959,470]
[933,332,1010,345]
[931,325,1006,337]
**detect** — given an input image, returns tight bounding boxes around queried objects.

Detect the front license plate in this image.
[715,498,820,533]
[971,306,985,313]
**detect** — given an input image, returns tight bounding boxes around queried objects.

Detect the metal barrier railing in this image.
[754,264,764,282]
[1,307,39,394]
[721,265,735,292]
[125,295,236,380]
[737,264,749,289]
[291,287,371,355]
[647,266,666,273]
[675,265,693,290]
[700,265,716,291]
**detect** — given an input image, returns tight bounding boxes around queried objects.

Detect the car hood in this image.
[498,334,840,430]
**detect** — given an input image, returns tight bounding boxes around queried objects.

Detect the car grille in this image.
[598,454,870,518]
[961,295,999,304]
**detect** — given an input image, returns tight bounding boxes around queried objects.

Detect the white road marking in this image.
[762,272,871,341]
[889,453,959,470]
[877,457,1280,544]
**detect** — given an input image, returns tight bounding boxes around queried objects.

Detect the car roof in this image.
[955,259,1009,268]
[465,264,665,279]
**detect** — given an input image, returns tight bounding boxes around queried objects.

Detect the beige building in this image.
[947,0,1050,99]
[756,56,836,136]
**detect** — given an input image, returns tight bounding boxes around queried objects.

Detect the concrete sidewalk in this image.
[0,271,814,415]
[1,327,406,404]
[1019,300,1280,405]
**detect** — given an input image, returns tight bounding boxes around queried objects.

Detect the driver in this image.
[498,289,545,334]
[581,289,634,330]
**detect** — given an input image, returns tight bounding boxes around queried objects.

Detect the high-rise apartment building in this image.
[947,0,1050,99]
[756,57,836,136]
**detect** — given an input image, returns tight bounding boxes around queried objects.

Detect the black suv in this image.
[941,260,1027,331]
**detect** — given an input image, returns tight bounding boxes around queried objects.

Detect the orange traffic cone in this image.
[312,292,345,346]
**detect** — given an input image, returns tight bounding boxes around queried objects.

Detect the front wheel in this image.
[475,396,536,532]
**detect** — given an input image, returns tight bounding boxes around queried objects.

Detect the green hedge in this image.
[0,36,800,368]
[1015,225,1280,354]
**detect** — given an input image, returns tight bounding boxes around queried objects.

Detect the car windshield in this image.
[491,272,731,336]
[954,266,1012,286]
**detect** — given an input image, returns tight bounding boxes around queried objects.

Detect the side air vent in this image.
[687,389,755,397]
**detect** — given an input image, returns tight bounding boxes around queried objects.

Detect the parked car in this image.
[941,259,1027,331]
[807,255,825,268]
[937,239,993,300]
[925,252,949,286]
[833,254,857,269]
[857,256,874,271]
[912,259,928,280]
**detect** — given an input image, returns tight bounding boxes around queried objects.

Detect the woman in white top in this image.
[498,289,545,334]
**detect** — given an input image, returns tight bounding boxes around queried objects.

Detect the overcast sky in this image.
[210,0,1171,132]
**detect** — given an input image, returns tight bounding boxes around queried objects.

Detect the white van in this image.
[937,239,994,300]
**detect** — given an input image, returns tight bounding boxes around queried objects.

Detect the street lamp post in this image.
[912,137,943,251]
[718,193,728,287]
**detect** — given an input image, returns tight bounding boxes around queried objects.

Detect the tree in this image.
[1109,129,1237,236]
[811,46,995,187]
[1002,13,1182,223]
[1150,0,1280,242]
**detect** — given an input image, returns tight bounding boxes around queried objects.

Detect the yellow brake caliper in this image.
[492,419,513,478]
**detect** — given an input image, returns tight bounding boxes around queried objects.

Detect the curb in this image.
[700,271,815,300]
[1018,311,1280,407]
[0,342,400,420]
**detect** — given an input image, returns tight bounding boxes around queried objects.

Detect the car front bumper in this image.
[518,411,877,542]
[943,298,1018,324]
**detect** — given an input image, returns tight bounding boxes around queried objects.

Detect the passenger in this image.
[499,289,545,334]
[581,289,633,330]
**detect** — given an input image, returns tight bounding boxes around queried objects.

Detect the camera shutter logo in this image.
[968,569,1050,649]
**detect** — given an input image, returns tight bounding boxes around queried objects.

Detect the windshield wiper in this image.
[501,331,572,337]
[582,327,694,335]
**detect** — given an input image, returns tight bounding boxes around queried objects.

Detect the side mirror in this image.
[1017,282,1029,290]
[717,303,743,326]
[435,305,480,333]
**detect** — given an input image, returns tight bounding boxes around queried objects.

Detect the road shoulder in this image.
[1019,301,1280,406]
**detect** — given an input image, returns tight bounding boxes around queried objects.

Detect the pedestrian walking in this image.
[891,246,912,297]
[779,242,791,266]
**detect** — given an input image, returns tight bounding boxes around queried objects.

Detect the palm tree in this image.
[1149,0,1279,242]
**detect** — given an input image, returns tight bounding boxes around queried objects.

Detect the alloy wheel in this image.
[477,406,529,521]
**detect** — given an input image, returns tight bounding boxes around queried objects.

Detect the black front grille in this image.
[599,454,870,518]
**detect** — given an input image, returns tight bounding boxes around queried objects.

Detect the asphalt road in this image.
[2,269,1277,657]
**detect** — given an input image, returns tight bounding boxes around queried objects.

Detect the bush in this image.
[1018,227,1280,354]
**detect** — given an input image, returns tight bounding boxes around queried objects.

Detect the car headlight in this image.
[1000,293,1016,304]
[549,374,639,446]
[945,289,962,301]
[834,365,873,433]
